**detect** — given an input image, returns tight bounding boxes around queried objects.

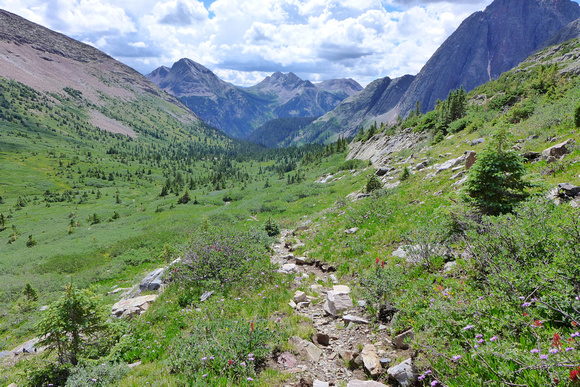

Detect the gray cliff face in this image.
[392,0,580,118]
[541,18,580,48]
[147,62,362,139]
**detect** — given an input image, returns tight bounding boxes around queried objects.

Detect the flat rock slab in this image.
[393,329,414,350]
[313,380,330,387]
[12,337,44,354]
[112,294,158,318]
[139,268,165,291]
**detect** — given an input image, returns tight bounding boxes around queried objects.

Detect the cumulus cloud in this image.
[0,0,505,86]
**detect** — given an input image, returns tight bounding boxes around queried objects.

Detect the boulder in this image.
[290,243,306,252]
[470,138,485,146]
[415,161,429,171]
[376,168,389,177]
[465,151,477,170]
[288,336,322,363]
[558,183,580,198]
[521,151,541,161]
[542,140,572,159]
[12,337,43,354]
[323,285,353,316]
[443,261,458,273]
[112,294,158,318]
[361,344,382,377]
[139,268,165,292]
[0,350,12,359]
[345,227,359,235]
[347,380,388,387]
[280,263,298,273]
[313,381,329,387]
[387,358,416,387]
[393,329,414,350]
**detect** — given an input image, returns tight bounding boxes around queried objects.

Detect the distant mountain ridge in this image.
[298,0,580,144]
[147,60,362,138]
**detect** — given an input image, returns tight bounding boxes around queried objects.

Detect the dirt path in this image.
[270,229,413,387]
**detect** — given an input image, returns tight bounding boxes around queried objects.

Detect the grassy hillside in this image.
[3,39,580,386]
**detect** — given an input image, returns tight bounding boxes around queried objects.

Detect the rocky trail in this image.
[271,229,416,387]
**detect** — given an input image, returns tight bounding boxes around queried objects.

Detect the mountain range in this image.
[146,60,362,138]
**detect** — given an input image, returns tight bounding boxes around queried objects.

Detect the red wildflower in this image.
[381,260,385,268]
[573,321,578,327]
[523,313,528,317]
[250,322,254,332]
[570,367,580,381]
[228,360,233,366]
[375,257,380,265]
[552,333,562,348]
[533,320,542,327]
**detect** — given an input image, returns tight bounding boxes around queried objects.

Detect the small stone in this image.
[313,381,329,387]
[200,291,214,302]
[357,300,367,307]
[289,300,297,309]
[295,257,307,265]
[297,302,310,309]
[345,227,359,234]
[330,274,338,284]
[347,380,388,387]
[470,138,485,146]
[280,263,298,273]
[128,361,141,369]
[443,261,457,273]
[393,329,414,350]
[343,315,369,324]
[380,357,392,366]
[278,351,297,368]
[361,344,382,376]
[294,291,307,303]
[313,332,330,346]
[289,336,323,363]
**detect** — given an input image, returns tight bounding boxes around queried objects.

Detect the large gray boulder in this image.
[139,268,165,292]
[323,285,353,316]
[288,336,322,363]
[542,140,572,159]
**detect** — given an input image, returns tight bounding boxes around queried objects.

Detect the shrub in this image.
[174,227,274,290]
[26,234,37,247]
[366,175,382,193]
[24,362,71,387]
[400,166,411,181]
[168,318,275,383]
[575,103,580,128]
[65,362,129,387]
[463,126,529,215]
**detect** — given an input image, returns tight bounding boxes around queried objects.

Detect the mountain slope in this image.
[0,9,202,137]
[147,62,362,139]
[298,75,415,143]
[391,0,580,119]
[297,0,580,144]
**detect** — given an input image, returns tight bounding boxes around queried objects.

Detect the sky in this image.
[0,0,578,87]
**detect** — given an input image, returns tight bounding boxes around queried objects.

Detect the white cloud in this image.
[0,0,502,85]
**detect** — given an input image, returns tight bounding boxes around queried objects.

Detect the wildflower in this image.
[540,354,549,360]
[463,324,475,330]
[202,357,207,361]
[240,361,246,366]
[519,296,525,300]
[376,257,380,264]
[418,375,425,381]
[490,336,498,342]
[202,374,208,378]
[553,333,562,348]
[247,377,254,381]
[530,348,539,353]
[381,260,385,268]
[522,302,531,308]
[425,370,432,375]
[228,360,233,365]
[533,320,542,327]
[210,356,214,360]
[475,334,483,338]
[570,367,580,381]
[550,349,559,354]
[431,381,438,386]
[452,355,462,361]
[572,332,580,338]
[250,322,254,332]
[567,347,575,352]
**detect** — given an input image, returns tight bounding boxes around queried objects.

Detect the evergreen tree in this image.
[37,284,108,365]
[23,283,38,301]
[177,189,191,204]
[463,127,529,215]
